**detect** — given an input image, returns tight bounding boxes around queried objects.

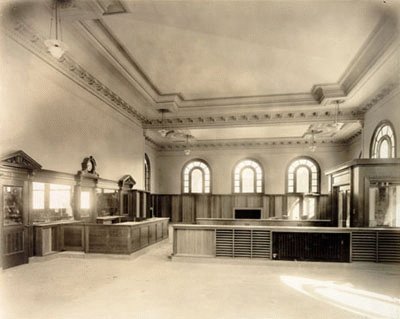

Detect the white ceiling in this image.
[103,0,382,99]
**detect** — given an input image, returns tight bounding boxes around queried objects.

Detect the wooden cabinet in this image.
[0,151,39,269]
[326,159,400,227]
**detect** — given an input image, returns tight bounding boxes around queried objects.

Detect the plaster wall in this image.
[144,143,159,193]
[156,145,350,195]
[362,89,400,158]
[0,36,146,187]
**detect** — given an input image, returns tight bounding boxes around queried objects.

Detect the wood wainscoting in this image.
[152,194,331,224]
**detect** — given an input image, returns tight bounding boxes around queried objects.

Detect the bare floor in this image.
[1,238,400,319]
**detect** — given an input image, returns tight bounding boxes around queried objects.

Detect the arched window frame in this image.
[232,159,264,193]
[286,156,320,194]
[370,121,396,159]
[144,154,151,192]
[182,159,211,194]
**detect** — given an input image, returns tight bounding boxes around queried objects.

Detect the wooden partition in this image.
[153,194,331,224]
[196,218,331,227]
[32,218,169,255]
[173,224,400,263]
[84,218,169,254]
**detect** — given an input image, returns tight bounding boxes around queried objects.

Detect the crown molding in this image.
[144,136,161,151]
[2,15,145,126]
[311,83,346,105]
[144,107,363,130]
[156,137,347,153]
[79,11,398,114]
[339,13,399,96]
[358,82,400,114]
[76,18,161,107]
[96,0,126,15]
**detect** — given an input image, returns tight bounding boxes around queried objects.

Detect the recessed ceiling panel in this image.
[102,1,383,99]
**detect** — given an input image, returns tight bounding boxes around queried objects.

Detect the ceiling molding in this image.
[2,16,145,126]
[156,137,347,153]
[339,129,363,145]
[311,83,346,105]
[76,18,161,106]
[358,82,400,114]
[338,13,399,96]
[78,10,398,114]
[96,0,126,15]
[144,136,161,151]
[144,108,363,130]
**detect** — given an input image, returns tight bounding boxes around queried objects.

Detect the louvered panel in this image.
[378,232,400,262]
[252,230,271,258]
[351,231,377,262]
[216,229,233,257]
[233,230,251,257]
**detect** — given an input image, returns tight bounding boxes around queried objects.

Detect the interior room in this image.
[1,1,400,318]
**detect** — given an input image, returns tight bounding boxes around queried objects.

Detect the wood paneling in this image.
[182,195,195,223]
[221,196,233,219]
[171,196,181,223]
[62,225,84,251]
[175,229,215,257]
[197,218,332,227]
[195,195,210,219]
[82,218,169,254]
[153,194,331,224]
[2,226,28,269]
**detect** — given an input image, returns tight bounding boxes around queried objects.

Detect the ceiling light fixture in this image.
[44,0,68,60]
[183,133,194,156]
[305,128,323,152]
[327,99,345,132]
[158,109,171,137]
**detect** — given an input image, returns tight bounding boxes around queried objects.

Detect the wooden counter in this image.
[96,216,125,224]
[172,224,400,263]
[83,218,169,254]
[33,218,169,256]
[33,220,81,256]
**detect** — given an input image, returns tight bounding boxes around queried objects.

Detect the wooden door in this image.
[3,225,28,269]
[2,185,28,269]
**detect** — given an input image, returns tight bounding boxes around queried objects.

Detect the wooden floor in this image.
[1,235,400,319]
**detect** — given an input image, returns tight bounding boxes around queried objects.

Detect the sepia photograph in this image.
[0,0,399,318]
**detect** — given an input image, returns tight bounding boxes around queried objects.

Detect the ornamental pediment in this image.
[1,150,42,170]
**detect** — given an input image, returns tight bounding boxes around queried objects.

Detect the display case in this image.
[3,186,23,226]
[1,150,41,268]
[96,188,119,217]
[326,159,400,227]
[368,182,400,227]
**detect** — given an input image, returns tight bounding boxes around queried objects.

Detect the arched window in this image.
[233,159,263,193]
[144,154,151,192]
[370,121,396,159]
[287,157,320,193]
[182,160,211,194]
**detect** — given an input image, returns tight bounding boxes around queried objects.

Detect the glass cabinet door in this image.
[3,186,23,225]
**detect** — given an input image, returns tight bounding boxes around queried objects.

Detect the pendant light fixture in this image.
[327,99,345,132]
[44,0,68,59]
